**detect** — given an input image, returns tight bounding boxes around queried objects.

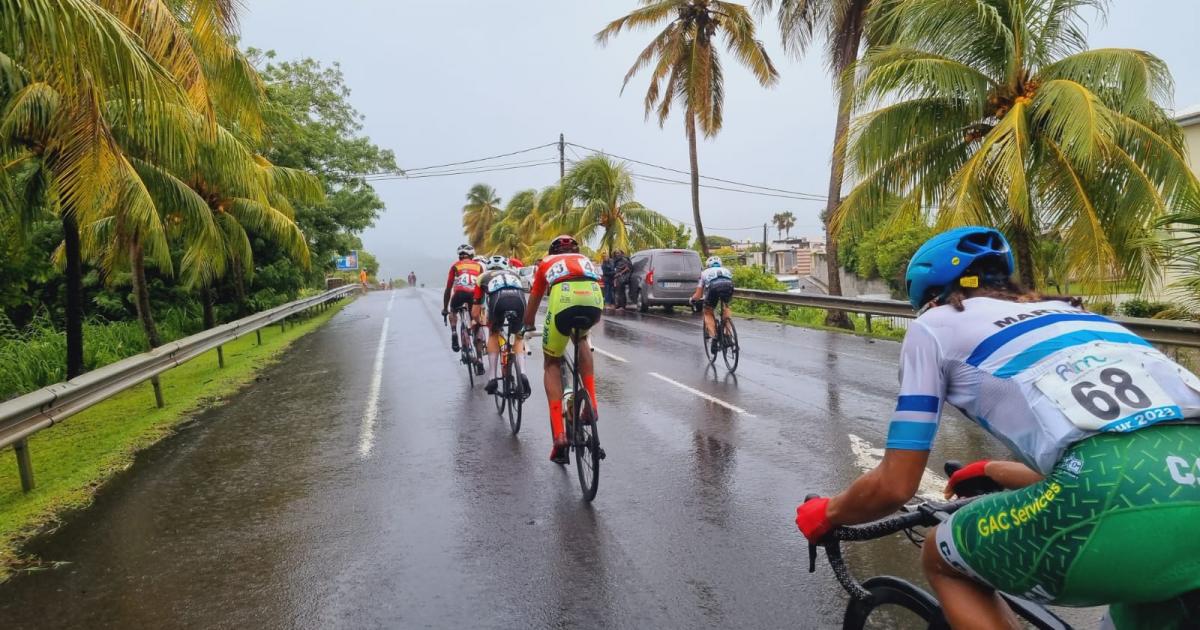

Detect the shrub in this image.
[1120,299,1172,318]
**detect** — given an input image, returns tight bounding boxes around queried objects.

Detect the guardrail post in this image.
[150,375,165,408]
[256,329,262,345]
[14,438,34,492]
[864,313,873,333]
[217,345,225,368]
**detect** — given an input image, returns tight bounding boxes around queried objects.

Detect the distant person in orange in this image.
[359,269,368,289]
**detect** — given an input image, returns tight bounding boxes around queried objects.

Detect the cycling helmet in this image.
[706,256,722,268]
[485,255,509,271]
[473,255,486,264]
[456,244,475,258]
[548,235,579,255]
[905,226,1015,310]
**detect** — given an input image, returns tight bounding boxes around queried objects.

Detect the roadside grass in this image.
[0,299,350,581]
[731,299,907,341]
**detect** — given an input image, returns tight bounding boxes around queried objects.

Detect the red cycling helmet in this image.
[548,235,579,255]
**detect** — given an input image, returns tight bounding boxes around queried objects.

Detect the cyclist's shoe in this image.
[710,338,720,354]
[451,333,460,353]
[474,360,486,376]
[550,444,570,465]
[519,374,532,398]
[484,378,499,395]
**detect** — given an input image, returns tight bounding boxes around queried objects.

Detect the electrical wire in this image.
[366,160,560,180]
[360,142,558,178]
[363,157,558,180]
[630,172,825,202]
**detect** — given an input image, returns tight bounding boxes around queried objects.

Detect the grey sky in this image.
[240,1,1200,280]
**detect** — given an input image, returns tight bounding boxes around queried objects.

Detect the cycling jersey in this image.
[697,266,733,289]
[472,270,524,302]
[888,297,1200,473]
[446,259,483,295]
[530,253,600,296]
[473,270,526,333]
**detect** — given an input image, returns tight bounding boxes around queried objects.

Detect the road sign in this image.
[335,250,359,270]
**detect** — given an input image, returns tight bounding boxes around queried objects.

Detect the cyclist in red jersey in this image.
[442,244,485,368]
[522,235,604,464]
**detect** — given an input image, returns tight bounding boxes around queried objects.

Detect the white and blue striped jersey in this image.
[888,297,1200,473]
[698,267,733,289]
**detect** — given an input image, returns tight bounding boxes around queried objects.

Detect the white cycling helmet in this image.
[485,255,509,271]
[457,244,475,258]
[706,256,722,268]
[473,255,487,264]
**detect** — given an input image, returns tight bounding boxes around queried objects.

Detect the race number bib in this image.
[1034,343,1183,432]
[545,261,570,284]
[487,273,520,292]
[454,272,476,288]
[579,259,600,280]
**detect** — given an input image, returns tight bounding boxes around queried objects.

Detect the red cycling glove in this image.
[946,459,990,497]
[795,497,833,542]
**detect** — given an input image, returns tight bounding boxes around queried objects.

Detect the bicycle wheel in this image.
[506,364,522,435]
[702,325,715,363]
[721,317,739,373]
[493,351,506,414]
[842,576,949,630]
[572,382,601,501]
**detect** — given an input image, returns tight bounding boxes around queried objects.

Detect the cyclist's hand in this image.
[944,459,990,499]
[795,496,833,542]
[521,324,536,337]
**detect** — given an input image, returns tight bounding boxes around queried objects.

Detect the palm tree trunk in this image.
[686,111,709,257]
[201,286,216,330]
[820,12,866,330]
[1012,227,1037,288]
[232,262,248,319]
[62,211,84,378]
[129,238,162,348]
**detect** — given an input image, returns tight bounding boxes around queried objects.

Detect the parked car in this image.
[626,248,703,312]
[516,266,535,292]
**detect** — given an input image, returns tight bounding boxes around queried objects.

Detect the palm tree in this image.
[772,210,797,238]
[756,0,878,328]
[560,155,674,253]
[0,1,196,376]
[833,0,1198,291]
[462,183,502,251]
[597,0,779,256]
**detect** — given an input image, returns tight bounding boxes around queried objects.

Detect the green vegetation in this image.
[1,4,390,400]
[0,298,349,580]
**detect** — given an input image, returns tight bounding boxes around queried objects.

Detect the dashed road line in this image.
[648,371,753,416]
[592,346,627,363]
[359,316,390,458]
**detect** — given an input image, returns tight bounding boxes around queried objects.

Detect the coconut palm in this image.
[772,210,796,238]
[596,0,779,256]
[756,0,883,327]
[462,183,502,251]
[559,155,674,253]
[833,0,1198,291]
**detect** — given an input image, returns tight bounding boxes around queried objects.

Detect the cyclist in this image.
[794,226,1200,629]
[442,244,485,375]
[690,255,734,355]
[472,255,530,397]
[522,235,604,464]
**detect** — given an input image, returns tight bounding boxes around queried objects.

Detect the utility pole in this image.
[558,133,565,181]
[762,223,769,272]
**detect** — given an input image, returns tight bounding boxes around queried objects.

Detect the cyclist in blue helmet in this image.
[796,226,1200,629]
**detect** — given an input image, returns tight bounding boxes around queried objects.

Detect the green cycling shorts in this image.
[542,280,603,358]
[936,423,1200,628]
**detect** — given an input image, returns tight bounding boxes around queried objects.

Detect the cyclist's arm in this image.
[442,265,456,311]
[984,461,1042,489]
[691,285,703,302]
[827,449,931,524]
[523,273,547,330]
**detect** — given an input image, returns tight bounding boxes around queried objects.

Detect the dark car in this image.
[626,248,703,312]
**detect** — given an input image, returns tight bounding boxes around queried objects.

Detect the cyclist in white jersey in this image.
[690,256,735,355]
[794,226,1200,629]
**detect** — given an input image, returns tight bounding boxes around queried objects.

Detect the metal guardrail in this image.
[0,285,358,491]
[732,288,1200,349]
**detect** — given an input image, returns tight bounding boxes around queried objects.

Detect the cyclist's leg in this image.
[542,295,570,456]
[702,303,716,338]
[921,527,1019,629]
[576,332,596,417]
[721,296,733,333]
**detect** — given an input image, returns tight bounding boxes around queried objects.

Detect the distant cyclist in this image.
[442,244,485,375]
[472,255,530,396]
[794,226,1200,629]
[522,235,603,464]
[690,255,734,355]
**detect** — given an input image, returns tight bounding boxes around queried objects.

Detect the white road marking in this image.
[648,371,753,416]
[386,291,395,312]
[358,316,390,458]
[592,346,627,363]
[847,433,946,500]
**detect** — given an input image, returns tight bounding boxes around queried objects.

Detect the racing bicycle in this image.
[699,296,739,373]
[559,318,605,501]
[492,312,525,434]
[447,306,483,387]
[805,462,1071,629]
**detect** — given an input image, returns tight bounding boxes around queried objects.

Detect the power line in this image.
[363,157,558,180]
[362,142,558,178]
[566,141,827,201]
[629,172,824,201]
[366,160,559,180]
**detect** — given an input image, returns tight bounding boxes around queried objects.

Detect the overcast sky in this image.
[240,0,1200,280]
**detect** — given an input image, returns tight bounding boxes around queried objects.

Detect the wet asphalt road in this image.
[0,289,1083,628]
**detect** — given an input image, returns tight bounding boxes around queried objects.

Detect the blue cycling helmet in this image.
[905,226,1015,310]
